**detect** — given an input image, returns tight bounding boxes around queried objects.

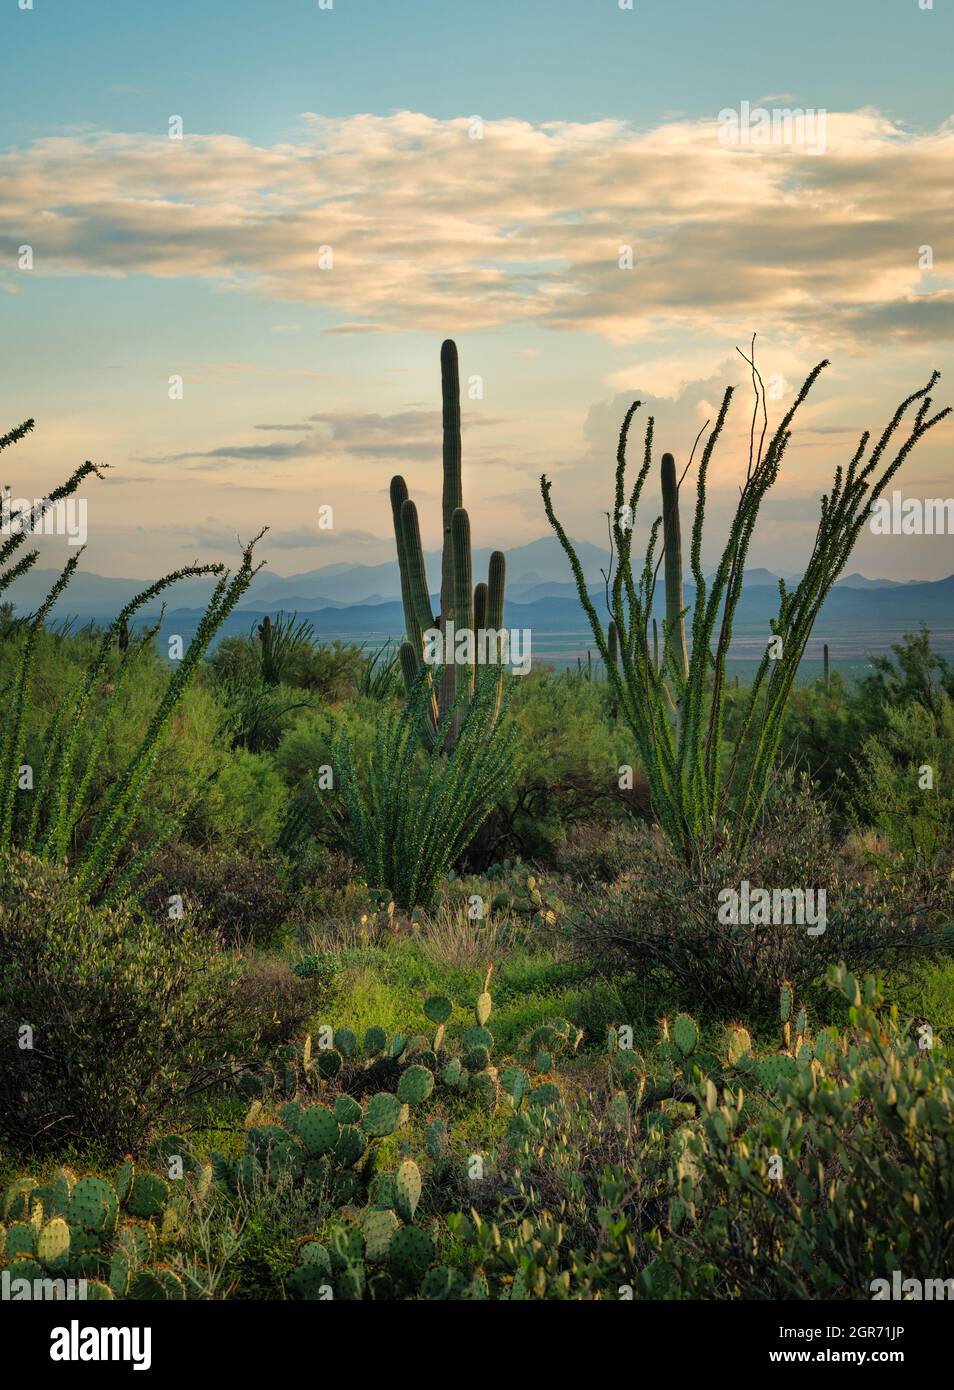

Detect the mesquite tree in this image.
[541,358,950,865]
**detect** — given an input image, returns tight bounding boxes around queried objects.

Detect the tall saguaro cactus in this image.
[391,339,506,748]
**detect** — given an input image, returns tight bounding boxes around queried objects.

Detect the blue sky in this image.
[4,0,952,137]
[1,0,952,582]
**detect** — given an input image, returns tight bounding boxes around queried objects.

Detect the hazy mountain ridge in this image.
[4,534,928,622]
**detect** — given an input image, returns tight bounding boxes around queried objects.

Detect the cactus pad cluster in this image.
[0,1146,206,1299]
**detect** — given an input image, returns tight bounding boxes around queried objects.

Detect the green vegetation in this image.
[541,355,950,861]
[1,356,952,1301]
[391,339,506,747]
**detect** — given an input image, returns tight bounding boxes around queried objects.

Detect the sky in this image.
[1,0,953,583]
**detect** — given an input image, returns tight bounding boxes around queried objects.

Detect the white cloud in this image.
[2,110,953,344]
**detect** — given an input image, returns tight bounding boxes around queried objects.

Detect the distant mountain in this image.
[143,575,954,659]
[1,536,613,619]
[834,573,904,589]
[5,542,949,644]
[240,535,616,608]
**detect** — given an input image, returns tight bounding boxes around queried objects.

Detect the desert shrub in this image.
[469,672,646,865]
[141,841,291,946]
[212,620,363,699]
[332,671,517,910]
[282,841,359,895]
[570,771,952,1014]
[278,843,371,941]
[647,966,954,1299]
[858,624,954,714]
[217,675,314,755]
[555,820,650,885]
[4,624,282,864]
[0,852,262,1155]
[284,639,364,698]
[235,957,318,1046]
[763,629,954,826]
[853,694,953,870]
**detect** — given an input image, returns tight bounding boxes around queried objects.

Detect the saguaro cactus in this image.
[391,340,506,747]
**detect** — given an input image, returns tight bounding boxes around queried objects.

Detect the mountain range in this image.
[4,535,951,674]
[3,535,931,624]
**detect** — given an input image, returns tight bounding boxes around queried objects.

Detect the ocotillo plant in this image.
[661,452,689,682]
[0,417,266,901]
[541,360,950,864]
[391,340,506,748]
[332,667,517,909]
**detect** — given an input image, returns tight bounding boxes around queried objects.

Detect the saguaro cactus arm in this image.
[391,475,420,647]
[452,507,475,702]
[400,499,437,636]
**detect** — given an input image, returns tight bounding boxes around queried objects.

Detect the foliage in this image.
[570,770,952,1013]
[141,842,291,947]
[256,614,316,687]
[0,852,262,1155]
[391,339,507,749]
[332,668,518,909]
[644,967,954,1298]
[541,361,950,863]
[0,420,266,900]
[853,694,954,870]
[0,1148,210,1299]
[470,670,647,863]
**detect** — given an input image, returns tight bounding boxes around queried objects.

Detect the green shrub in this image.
[141,841,290,946]
[647,965,954,1298]
[333,670,517,910]
[571,770,951,1013]
[853,694,954,870]
[235,957,318,1047]
[0,852,262,1155]
[555,819,650,885]
[471,671,645,864]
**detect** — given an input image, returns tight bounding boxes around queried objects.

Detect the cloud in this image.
[3,110,954,344]
[162,407,500,468]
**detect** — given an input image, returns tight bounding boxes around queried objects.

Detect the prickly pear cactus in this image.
[388,1224,434,1285]
[393,1159,422,1223]
[363,1025,387,1056]
[298,1106,340,1156]
[363,1092,406,1137]
[397,1064,435,1105]
[724,1025,753,1066]
[672,1013,699,1056]
[363,1207,400,1262]
[424,995,452,1025]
